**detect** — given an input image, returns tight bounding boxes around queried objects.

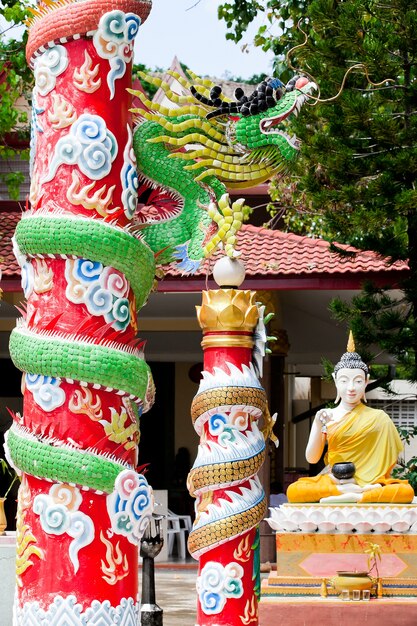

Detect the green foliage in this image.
[393,426,417,494]
[218,1,265,44]
[321,356,335,382]
[393,460,417,494]
[219,0,417,380]
[330,282,417,380]
[3,171,25,200]
[0,0,33,199]
[0,457,18,499]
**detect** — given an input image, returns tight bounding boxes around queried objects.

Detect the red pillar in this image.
[7,2,155,623]
[188,285,271,625]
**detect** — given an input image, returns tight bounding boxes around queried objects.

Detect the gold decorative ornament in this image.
[197,290,259,334]
[347,330,356,353]
[188,500,267,555]
[188,452,265,495]
[191,386,267,424]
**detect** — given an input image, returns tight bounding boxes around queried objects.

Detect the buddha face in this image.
[334,367,368,407]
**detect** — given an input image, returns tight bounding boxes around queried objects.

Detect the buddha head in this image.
[333,333,369,407]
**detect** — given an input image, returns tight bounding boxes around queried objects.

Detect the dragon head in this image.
[234,77,316,160]
[189,74,317,189]
[130,70,317,270]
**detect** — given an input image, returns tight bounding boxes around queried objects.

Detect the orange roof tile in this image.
[239,224,409,275]
[165,223,408,277]
[0,211,20,277]
[0,213,409,292]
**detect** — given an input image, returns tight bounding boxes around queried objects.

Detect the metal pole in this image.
[140,516,164,626]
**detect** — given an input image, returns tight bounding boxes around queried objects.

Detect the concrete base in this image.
[0,532,16,626]
[275,531,417,579]
[260,597,417,626]
[262,531,417,598]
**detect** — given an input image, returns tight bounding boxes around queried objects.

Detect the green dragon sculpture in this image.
[6,4,316,615]
[131,70,316,271]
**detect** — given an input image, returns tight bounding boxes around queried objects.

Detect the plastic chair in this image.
[166,513,187,559]
[167,508,192,533]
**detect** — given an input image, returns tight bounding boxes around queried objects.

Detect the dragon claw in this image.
[172,243,203,274]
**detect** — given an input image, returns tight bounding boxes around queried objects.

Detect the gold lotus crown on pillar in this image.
[197,289,259,333]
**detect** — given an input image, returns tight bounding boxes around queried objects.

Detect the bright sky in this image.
[0,1,275,80]
[134,0,275,79]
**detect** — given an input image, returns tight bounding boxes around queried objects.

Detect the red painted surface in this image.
[203,344,252,372]
[21,476,137,608]
[15,15,142,617]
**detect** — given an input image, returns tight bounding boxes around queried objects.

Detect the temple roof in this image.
[183,223,408,276]
[0,211,409,293]
[0,211,20,278]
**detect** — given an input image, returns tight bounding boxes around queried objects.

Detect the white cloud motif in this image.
[197,561,244,615]
[107,469,154,545]
[44,114,118,182]
[34,45,68,96]
[25,374,65,412]
[33,485,94,574]
[93,11,141,99]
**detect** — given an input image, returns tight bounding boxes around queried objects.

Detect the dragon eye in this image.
[295,76,309,90]
[285,77,297,92]
[275,88,283,100]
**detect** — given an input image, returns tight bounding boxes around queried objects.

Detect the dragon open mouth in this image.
[259,79,317,150]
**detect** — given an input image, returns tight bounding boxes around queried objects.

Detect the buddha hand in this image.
[328,474,382,493]
[316,409,333,433]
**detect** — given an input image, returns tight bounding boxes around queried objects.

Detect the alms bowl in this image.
[332,462,355,480]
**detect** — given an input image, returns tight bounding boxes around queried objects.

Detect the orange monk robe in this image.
[287,404,414,503]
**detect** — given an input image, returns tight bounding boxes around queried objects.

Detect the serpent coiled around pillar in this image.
[5,1,315,621]
[187,363,269,558]
[7,3,158,622]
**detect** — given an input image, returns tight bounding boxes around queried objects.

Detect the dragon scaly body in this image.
[3,0,315,621]
[131,71,316,271]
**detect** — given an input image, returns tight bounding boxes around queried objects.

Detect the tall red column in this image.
[6,2,156,623]
[188,268,272,626]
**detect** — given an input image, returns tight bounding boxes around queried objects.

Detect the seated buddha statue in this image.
[287,335,414,504]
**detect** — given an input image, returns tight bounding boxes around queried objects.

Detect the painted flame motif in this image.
[233,534,252,563]
[33,259,53,293]
[67,170,115,216]
[240,596,258,625]
[194,490,214,525]
[19,475,31,510]
[100,531,129,584]
[73,51,101,93]
[47,94,77,129]
[16,479,44,586]
[29,172,41,207]
[69,386,103,421]
[129,298,138,333]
